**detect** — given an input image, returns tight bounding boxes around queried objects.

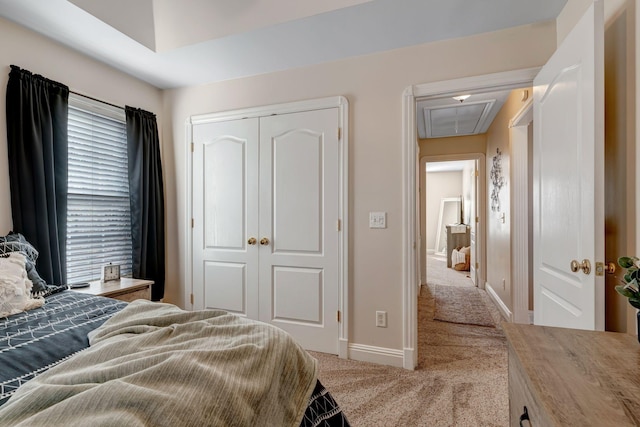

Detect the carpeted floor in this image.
[310,257,508,426]
[433,285,497,327]
[426,254,474,288]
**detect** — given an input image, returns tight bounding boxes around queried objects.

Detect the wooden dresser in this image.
[503,323,640,426]
[72,278,153,302]
[445,224,470,267]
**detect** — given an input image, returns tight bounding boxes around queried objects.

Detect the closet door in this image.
[192,118,259,318]
[258,109,340,353]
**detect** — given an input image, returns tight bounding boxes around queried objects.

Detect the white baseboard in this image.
[403,347,416,370]
[485,282,513,322]
[528,310,534,325]
[348,343,404,368]
[338,338,349,359]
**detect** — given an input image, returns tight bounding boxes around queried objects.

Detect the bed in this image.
[0,289,350,426]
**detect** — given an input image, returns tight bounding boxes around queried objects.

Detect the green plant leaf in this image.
[629,299,640,310]
[616,285,636,299]
[619,256,636,269]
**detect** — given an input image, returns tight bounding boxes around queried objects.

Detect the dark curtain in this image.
[125,106,165,300]
[6,65,69,285]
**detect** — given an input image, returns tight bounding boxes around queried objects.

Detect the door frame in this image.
[421,154,486,287]
[185,96,350,359]
[402,68,539,369]
[510,97,534,324]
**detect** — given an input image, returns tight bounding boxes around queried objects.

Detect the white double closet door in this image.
[192,108,339,353]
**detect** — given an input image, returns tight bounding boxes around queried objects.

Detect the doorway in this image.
[422,158,479,290]
[401,68,539,369]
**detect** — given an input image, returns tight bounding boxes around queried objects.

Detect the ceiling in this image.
[426,160,473,173]
[0,0,567,89]
[417,89,516,139]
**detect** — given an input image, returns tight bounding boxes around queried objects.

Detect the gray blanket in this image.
[0,300,318,426]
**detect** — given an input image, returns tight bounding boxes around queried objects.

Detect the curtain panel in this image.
[125,107,165,300]
[6,65,69,285]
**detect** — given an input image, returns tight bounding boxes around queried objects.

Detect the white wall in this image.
[163,22,557,354]
[0,16,163,236]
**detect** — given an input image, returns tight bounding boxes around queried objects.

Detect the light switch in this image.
[369,212,386,229]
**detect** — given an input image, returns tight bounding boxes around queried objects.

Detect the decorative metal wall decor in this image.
[490,148,505,212]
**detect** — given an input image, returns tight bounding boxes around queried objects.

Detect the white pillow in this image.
[0,253,44,317]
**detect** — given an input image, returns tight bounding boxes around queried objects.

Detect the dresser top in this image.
[504,323,640,426]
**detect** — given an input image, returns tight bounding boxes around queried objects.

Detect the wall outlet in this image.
[376,310,387,328]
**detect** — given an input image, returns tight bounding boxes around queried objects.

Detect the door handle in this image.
[603,262,616,274]
[570,259,591,275]
[519,406,530,427]
[260,237,270,246]
[594,261,616,276]
[247,237,257,245]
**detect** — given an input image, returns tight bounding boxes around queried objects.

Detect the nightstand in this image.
[72,278,154,302]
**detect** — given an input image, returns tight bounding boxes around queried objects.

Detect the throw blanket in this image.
[0,300,318,426]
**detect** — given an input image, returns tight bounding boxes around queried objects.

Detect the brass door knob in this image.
[603,262,616,274]
[247,237,257,245]
[570,259,591,275]
[260,237,270,245]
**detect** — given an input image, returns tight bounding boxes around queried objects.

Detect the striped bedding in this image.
[0,291,349,426]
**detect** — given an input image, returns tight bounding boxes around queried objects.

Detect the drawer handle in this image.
[519,406,530,426]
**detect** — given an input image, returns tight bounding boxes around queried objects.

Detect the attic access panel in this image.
[416,88,514,139]
[422,100,496,138]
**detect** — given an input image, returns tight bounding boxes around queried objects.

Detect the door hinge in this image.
[476,216,479,223]
[337,311,341,322]
[474,170,479,177]
[190,293,194,305]
[475,262,479,269]
[191,218,194,228]
[338,128,342,140]
[191,142,194,153]
[336,219,341,231]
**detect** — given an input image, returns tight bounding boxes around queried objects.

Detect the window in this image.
[66,94,133,283]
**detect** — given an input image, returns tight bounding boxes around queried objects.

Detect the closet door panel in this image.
[192,118,259,318]
[272,129,323,253]
[259,108,339,353]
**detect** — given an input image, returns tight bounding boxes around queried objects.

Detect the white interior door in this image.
[192,118,260,318]
[258,109,339,353]
[533,1,604,330]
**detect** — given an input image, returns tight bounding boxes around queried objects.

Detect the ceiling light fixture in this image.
[452,94,471,103]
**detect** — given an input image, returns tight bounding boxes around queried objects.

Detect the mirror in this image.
[434,197,461,256]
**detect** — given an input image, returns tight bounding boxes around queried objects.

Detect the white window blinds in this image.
[66,94,133,283]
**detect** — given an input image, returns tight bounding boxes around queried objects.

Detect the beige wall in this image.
[484,88,531,311]
[163,22,557,352]
[419,134,487,157]
[0,16,163,236]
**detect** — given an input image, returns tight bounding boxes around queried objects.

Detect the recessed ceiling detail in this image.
[417,89,512,139]
[0,0,567,88]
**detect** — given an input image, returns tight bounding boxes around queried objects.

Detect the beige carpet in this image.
[310,284,508,426]
[433,285,497,327]
[426,255,473,288]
